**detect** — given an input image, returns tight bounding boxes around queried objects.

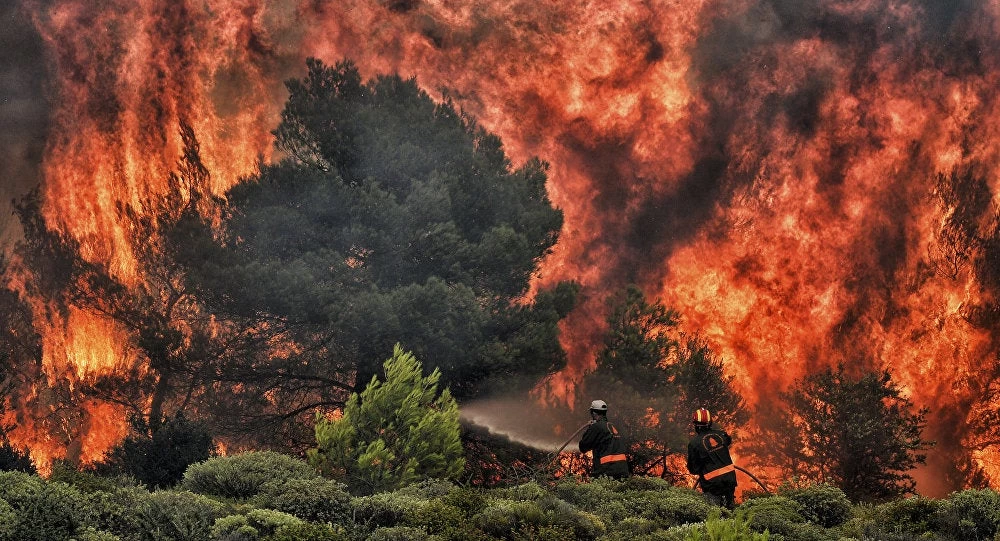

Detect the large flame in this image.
[8,0,1000,492]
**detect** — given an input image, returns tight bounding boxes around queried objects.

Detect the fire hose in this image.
[692,465,772,494]
[545,421,594,469]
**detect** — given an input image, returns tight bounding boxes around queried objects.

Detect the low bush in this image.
[472,498,547,539]
[635,488,715,527]
[252,477,351,524]
[441,487,488,517]
[367,526,428,541]
[737,495,805,538]
[80,485,152,538]
[181,452,318,500]
[684,509,769,541]
[50,461,139,494]
[933,489,1000,541]
[394,478,457,500]
[402,499,464,534]
[842,496,941,539]
[267,522,347,541]
[0,470,85,541]
[73,527,123,541]
[779,483,852,527]
[351,491,430,530]
[136,489,229,541]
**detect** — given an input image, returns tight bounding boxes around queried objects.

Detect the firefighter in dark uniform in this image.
[687,408,737,509]
[579,399,630,479]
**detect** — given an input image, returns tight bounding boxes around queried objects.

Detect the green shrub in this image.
[737,495,805,538]
[494,481,547,501]
[252,477,351,524]
[367,526,428,541]
[394,478,457,499]
[136,490,229,541]
[402,499,464,534]
[0,471,85,541]
[80,486,152,539]
[636,489,715,527]
[779,483,852,527]
[843,496,940,539]
[473,498,546,538]
[181,452,318,500]
[211,514,258,541]
[72,527,123,541]
[684,509,770,541]
[933,489,1000,541]
[620,476,675,492]
[0,498,18,539]
[351,491,430,529]
[51,461,138,494]
[441,487,487,517]
[266,522,347,541]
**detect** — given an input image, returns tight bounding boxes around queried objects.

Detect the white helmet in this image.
[590,400,608,413]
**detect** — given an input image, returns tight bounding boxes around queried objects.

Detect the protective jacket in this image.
[686,427,737,493]
[579,418,629,479]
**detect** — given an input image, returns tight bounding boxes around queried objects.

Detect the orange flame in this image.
[9,0,1000,493]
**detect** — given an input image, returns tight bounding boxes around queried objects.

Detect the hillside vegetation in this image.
[3,455,999,541]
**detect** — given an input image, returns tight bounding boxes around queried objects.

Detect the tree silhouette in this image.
[751,365,932,502]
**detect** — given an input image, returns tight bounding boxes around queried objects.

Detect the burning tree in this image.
[751,365,933,502]
[176,58,572,419]
[5,57,574,458]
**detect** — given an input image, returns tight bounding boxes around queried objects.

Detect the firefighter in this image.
[579,399,630,479]
[686,408,737,509]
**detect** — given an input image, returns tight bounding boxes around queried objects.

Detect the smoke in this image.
[0,1,48,249]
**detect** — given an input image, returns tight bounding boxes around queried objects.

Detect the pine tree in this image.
[308,344,464,494]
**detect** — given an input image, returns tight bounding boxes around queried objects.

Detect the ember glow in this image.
[6,0,1000,493]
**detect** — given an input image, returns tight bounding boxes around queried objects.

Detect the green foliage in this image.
[752,365,932,502]
[135,490,228,541]
[737,496,805,538]
[367,526,429,541]
[102,413,214,489]
[181,451,318,500]
[778,483,852,527]
[309,345,464,494]
[840,497,941,540]
[72,527,123,541]
[266,522,346,541]
[553,476,711,529]
[0,498,18,539]
[210,509,305,540]
[351,491,431,530]
[933,489,1000,541]
[80,486,152,539]
[251,477,351,524]
[685,509,770,541]
[50,461,138,494]
[0,470,85,541]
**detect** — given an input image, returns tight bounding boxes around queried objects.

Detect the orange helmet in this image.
[693,408,712,426]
